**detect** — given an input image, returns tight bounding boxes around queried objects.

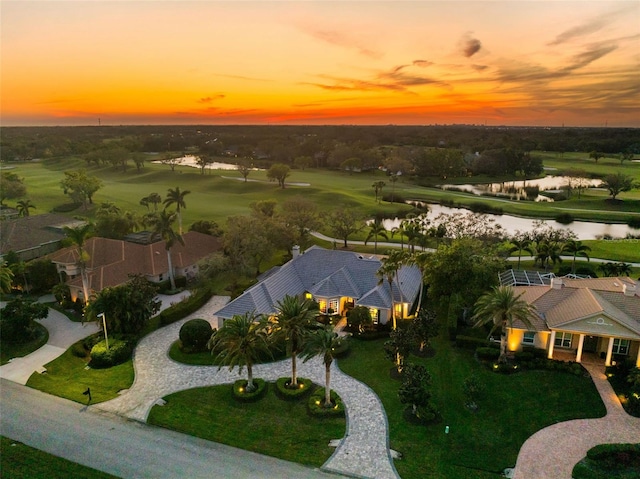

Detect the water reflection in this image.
[379,204,635,240]
[439,176,602,201]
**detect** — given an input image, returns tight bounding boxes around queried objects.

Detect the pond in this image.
[378,204,636,240]
[439,176,603,201]
[152,155,263,171]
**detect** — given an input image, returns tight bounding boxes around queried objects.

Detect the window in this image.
[318,300,327,313]
[305,292,313,300]
[554,332,572,348]
[329,299,339,314]
[369,308,379,324]
[613,338,630,355]
[522,332,536,345]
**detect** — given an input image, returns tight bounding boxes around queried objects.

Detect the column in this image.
[576,334,585,363]
[548,331,556,359]
[605,337,615,367]
[636,343,640,368]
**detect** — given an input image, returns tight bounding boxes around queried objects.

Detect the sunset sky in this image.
[1,1,639,127]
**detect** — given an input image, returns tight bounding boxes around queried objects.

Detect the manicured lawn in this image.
[168,340,216,365]
[12,154,640,233]
[338,335,606,479]
[26,342,134,404]
[147,382,345,468]
[1,436,121,479]
[0,322,48,365]
[582,239,640,263]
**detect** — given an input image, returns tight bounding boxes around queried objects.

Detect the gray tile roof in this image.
[215,246,422,319]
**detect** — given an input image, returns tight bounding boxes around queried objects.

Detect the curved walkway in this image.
[96,296,399,479]
[512,362,640,479]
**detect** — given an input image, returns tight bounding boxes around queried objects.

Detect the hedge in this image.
[89,339,132,368]
[331,337,351,358]
[573,443,640,479]
[232,378,268,402]
[476,347,500,360]
[275,377,313,400]
[308,388,345,417]
[158,285,214,326]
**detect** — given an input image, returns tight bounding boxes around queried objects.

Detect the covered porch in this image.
[547,331,640,368]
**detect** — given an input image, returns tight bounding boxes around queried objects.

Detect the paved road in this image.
[0,379,343,479]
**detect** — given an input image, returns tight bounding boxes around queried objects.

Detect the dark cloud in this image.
[547,6,634,46]
[460,34,482,57]
[413,60,433,68]
[472,64,488,72]
[197,94,225,104]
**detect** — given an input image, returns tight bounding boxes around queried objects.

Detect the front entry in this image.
[583,335,598,353]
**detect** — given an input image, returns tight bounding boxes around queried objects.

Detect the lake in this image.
[378,204,636,240]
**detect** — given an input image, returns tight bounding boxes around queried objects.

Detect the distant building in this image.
[48,231,222,300]
[0,213,85,262]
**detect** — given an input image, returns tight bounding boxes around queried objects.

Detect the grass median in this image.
[147,382,345,468]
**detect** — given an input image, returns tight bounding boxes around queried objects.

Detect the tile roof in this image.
[0,213,85,255]
[49,232,222,292]
[215,246,422,319]
[512,277,640,335]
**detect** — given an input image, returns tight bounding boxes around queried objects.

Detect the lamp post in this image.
[97,313,109,351]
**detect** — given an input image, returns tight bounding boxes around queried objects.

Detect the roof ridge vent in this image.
[623,282,637,297]
[550,277,563,289]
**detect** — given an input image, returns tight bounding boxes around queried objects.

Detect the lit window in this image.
[369,308,379,324]
[522,332,535,345]
[329,299,339,314]
[554,332,572,348]
[613,338,630,355]
[318,300,327,313]
[305,292,313,300]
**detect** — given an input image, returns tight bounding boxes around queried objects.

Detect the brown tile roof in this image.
[0,213,85,255]
[513,277,640,335]
[50,232,222,292]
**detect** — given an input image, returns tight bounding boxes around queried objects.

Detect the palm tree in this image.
[209,312,271,392]
[372,180,385,204]
[533,239,563,272]
[271,295,317,387]
[563,239,591,274]
[509,237,532,270]
[391,224,405,251]
[163,186,191,234]
[63,223,94,304]
[376,250,407,331]
[472,286,535,363]
[365,218,388,254]
[302,326,341,407]
[16,199,35,217]
[0,260,14,293]
[147,192,162,211]
[148,210,184,290]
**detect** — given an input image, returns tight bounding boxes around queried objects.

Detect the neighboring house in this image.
[48,231,222,300]
[214,245,422,328]
[0,213,85,262]
[506,276,640,368]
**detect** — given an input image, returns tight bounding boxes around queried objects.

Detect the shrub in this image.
[71,341,89,358]
[83,332,103,351]
[232,378,267,402]
[52,202,81,213]
[179,318,213,352]
[381,193,406,204]
[331,337,350,358]
[627,216,640,229]
[586,443,640,468]
[156,276,187,294]
[469,202,503,215]
[476,347,500,360]
[307,388,345,417]
[514,351,534,362]
[555,212,574,224]
[158,285,214,326]
[275,377,313,400]
[89,339,132,368]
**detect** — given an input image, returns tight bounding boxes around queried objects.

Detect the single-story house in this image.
[214,245,422,329]
[48,231,222,300]
[507,276,640,368]
[0,213,86,262]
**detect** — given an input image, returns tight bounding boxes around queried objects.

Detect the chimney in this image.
[550,277,563,290]
[623,282,637,297]
[292,245,300,260]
